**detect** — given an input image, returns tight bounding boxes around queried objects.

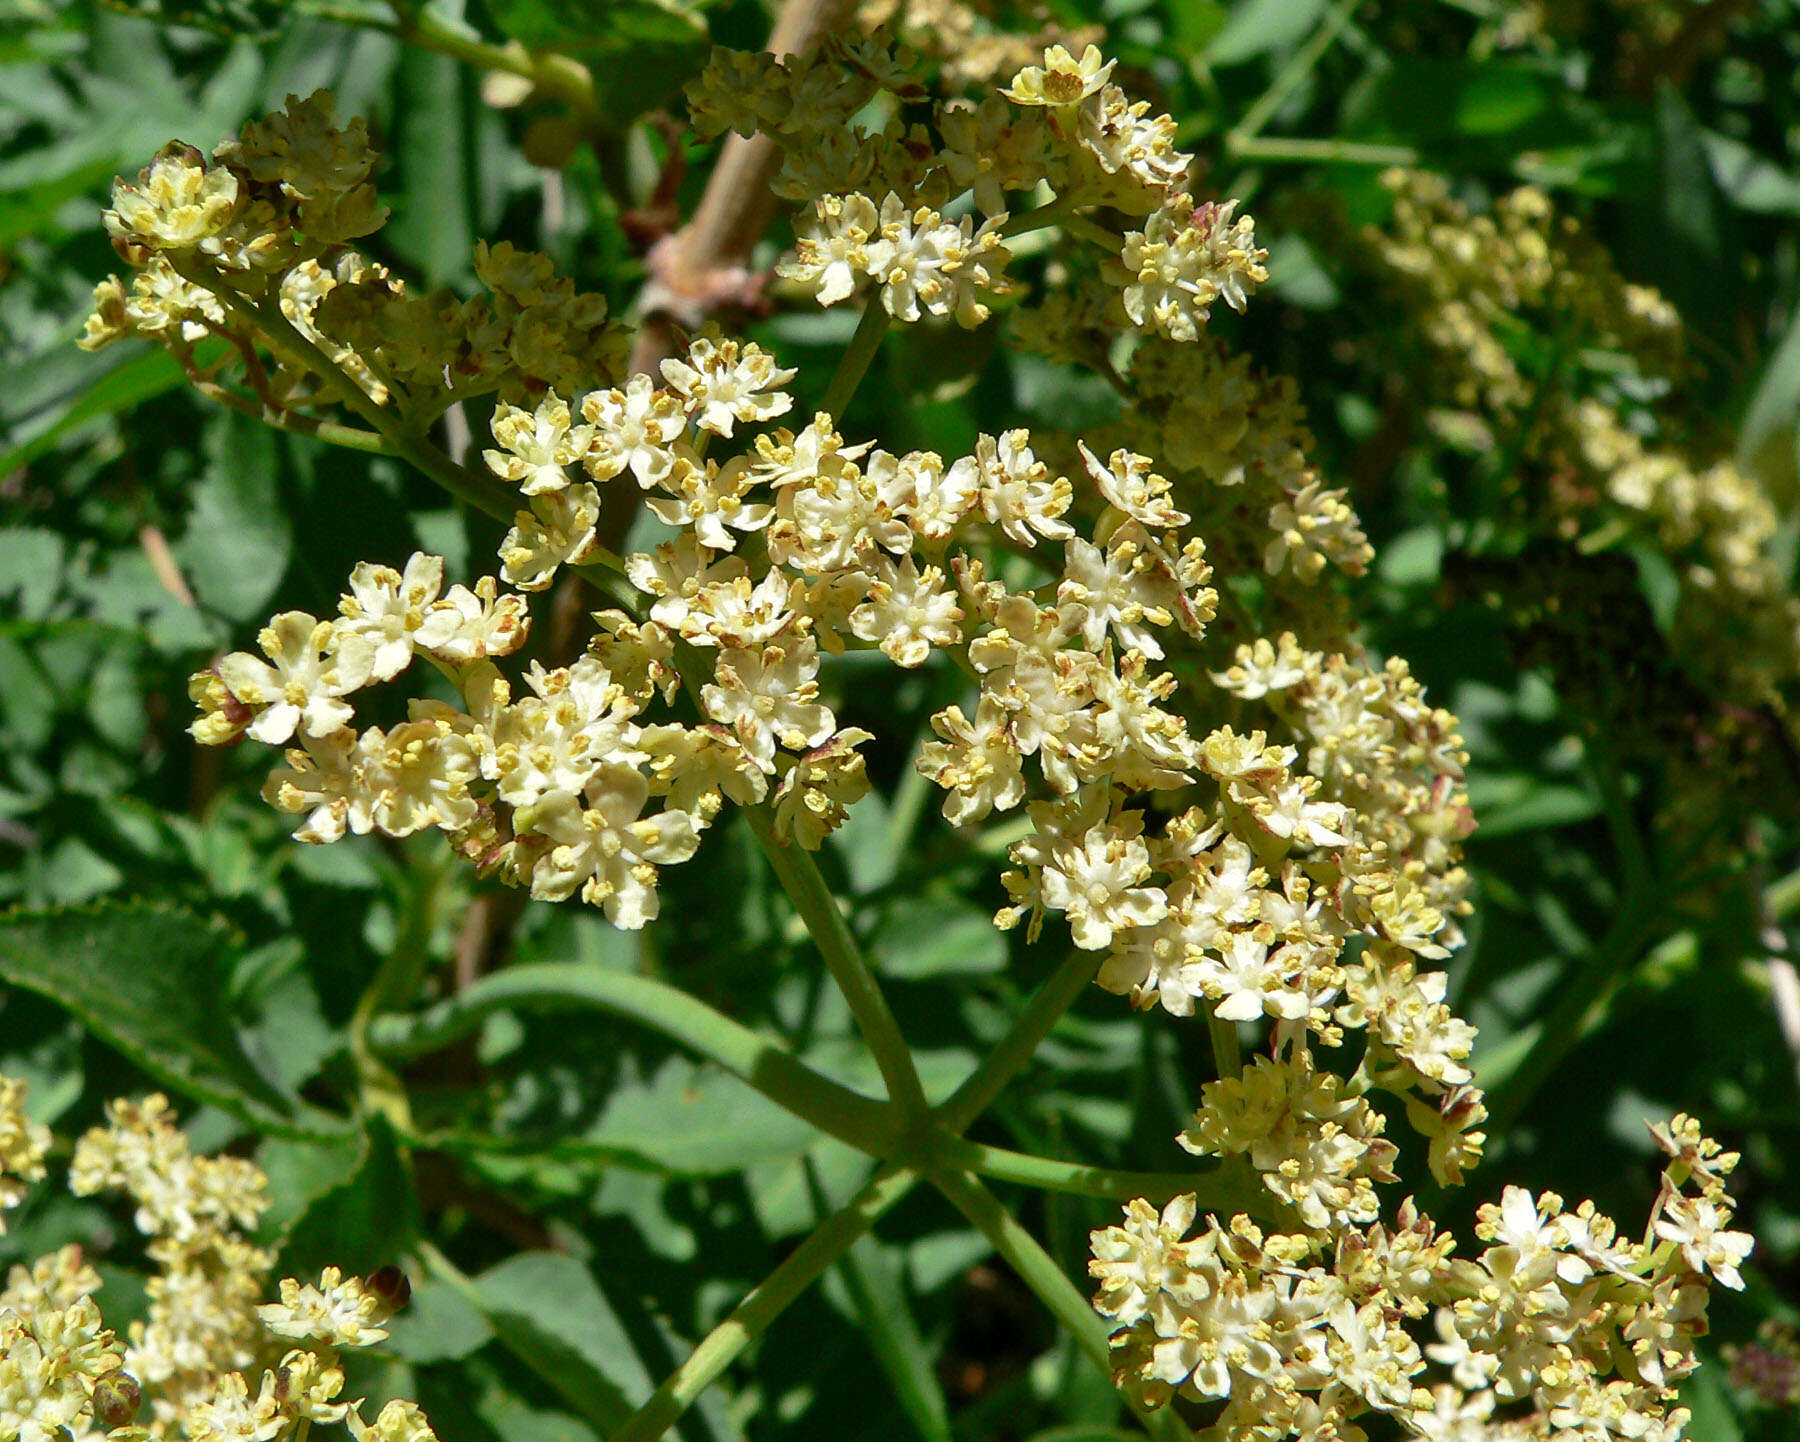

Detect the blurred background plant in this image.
[1,0,1798,1439]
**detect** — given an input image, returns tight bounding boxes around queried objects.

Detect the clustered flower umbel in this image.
[1092,1117,1752,1439]
[83,90,629,414]
[1368,169,1800,744]
[85,42,1750,1442]
[0,1080,429,1442]
[689,38,1268,339]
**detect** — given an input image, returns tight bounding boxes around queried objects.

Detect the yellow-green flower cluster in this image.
[1091,1116,1750,1439]
[78,39,1755,1440]
[0,1081,429,1442]
[83,91,629,419]
[1364,168,1800,788]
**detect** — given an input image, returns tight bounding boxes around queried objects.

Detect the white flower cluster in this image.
[778,191,1013,327]
[0,1082,433,1442]
[0,1074,50,1228]
[1108,197,1269,343]
[1092,1115,1751,1439]
[719,38,1263,343]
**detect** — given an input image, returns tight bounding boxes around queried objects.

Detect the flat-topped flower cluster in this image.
[1091,1115,1750,1439]
[75,30,1752,1442]
[0,1080,428,1442]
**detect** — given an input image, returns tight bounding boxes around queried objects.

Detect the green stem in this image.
[347,847,445,1131]
[611,1162,921,1442]
[819,296,893,422]
[1227,135,1417,165]
[303,3,603,121]
[194,380,395,454]
[927,1170,1188,1442]
[178,265,523,526]
[368,962,897,1154]
[742,805,931,1122]
[998,193,1079,238]
[944,1136,1270,1216]
[936,948,1099,1135]
[1205,1008,1243,1080]
[1227,0,1363,147]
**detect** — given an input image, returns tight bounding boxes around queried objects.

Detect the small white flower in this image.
[217,612,374,745]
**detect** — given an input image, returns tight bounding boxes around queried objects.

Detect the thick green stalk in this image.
[1228,135,1417,165]
[742,805,931,1121]
[819,295,893,421]
[611,1162,921,1442]
[936,948,1099,1135]
[928,1169,1189,1442]
[368,962,897,1154]
[943,1137,1270,1218]
[1226,0,1363,149]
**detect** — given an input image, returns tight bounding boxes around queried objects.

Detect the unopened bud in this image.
[366,1264,412,1311]
[92,1371,141,1430]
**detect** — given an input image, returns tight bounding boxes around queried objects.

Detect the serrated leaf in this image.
[176,412,291,622]
[94,0,291,38]
[0,899,347,1139]
[875,895,1006,980]
[473,1252,658,1433]
[278,1115,418,1273]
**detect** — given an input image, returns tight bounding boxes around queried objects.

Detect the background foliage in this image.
[3,0,1799,1438]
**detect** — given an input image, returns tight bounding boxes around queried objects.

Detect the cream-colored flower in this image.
[660,335,796,437]
[1001,44,1114,107]
[257,1267,392,1348]
[215,613,374,746]
[1111,197,1268,342]
[848,556,962,666]
[701,640,837,772]
[519,764,701,927]
[484,391,595,495]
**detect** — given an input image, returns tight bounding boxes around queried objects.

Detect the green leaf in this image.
[473,1252,659,1433]
[175,412,291,623]
[0,344,192,477]
[384,1275,495,1363]
[278,1115,418,1273]
[583,1055,819,1174]
[0,156,119,247]
[384,46,475,286]
[874,895,1006,980]
[826,1233,952,1442]
[256,1127,369,1236]
[1205,0,1328,65]
[0,899,346,1138]
[1738,299,1800,495]
[1700,129,1800,216]
[93,0,292,38]
[1464,773,1600,838]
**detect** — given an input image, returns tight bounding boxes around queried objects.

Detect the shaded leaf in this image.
[0,899,347,1138]
[474,1252,658,1433]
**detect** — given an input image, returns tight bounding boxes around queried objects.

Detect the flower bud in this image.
[92,1371,142,1430]
[366,1264,413,1311]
